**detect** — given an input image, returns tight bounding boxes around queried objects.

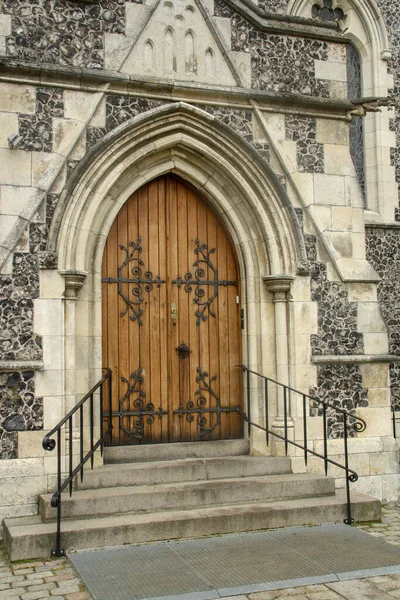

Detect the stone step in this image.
[4,491,381,561]
[104,439,250,463]
[40,473,335,522]
[76,455,292,490]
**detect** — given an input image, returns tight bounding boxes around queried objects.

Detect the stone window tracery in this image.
[311,0,346,23]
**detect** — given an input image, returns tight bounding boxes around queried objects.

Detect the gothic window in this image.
[311,0,346,23]
[347,44,365,203]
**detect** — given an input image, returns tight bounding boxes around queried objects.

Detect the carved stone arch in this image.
[52,103,306,281]
[51,102,308,443]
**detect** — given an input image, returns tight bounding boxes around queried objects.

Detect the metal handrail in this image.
[42,368,112,557]
[238,364,367,524]
[392,406,399,438]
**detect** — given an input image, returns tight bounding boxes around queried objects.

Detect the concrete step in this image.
[40,473,335,522]
[104,439,250,463]
[76,456,292,490]
[4,491,381,561]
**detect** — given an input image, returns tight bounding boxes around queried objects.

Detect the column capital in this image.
[262,275,294,296]
[60,270,87,298]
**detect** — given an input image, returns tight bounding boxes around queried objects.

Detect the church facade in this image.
[0,0,399,523]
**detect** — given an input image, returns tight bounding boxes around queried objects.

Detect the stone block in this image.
[0,149,32,186]
[357,302,388,333]
[18,431,47,459]
[39,270,65,299]
[43,397,64,430]
[317,119,349,146]
[358,407,392,437]
[35,369,63,397]
[327,42,346,64]
[52,118,84,157]
[31,152,64,190]
[381,473,400,502]
[314,174,346,206]
[352,475,382,500]
[293,301,317,334]
[0,14,11,36]
[347,282,377,302]
[0,474,46,506]
[329,81,347,99]
[290,172,314,206]
[330,231,354,257]
[0,83,36,114]
[363,333,389,354]
[315,59,347,82]
[0,112,19,148]
[367,387,390,408]
[64,91,101,123]
[344,175,364,208]
[361,363,389,389]
[370,451,399,476]
[34,299,63,336]
[324,145,355,177]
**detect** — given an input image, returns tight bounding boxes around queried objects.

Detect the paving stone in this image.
[65,593,91,600]
[0,589,27,599]
[27,583,57,592]
[14,563,44,570]
[21,592,50,600]
[44,574,75,583]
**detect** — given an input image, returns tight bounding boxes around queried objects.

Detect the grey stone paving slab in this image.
[68,524,400,600]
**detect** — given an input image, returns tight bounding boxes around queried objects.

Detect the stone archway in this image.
[51,102,306,450]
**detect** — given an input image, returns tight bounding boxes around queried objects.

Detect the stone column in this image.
[263,275,294,455]
[60,271,87,467]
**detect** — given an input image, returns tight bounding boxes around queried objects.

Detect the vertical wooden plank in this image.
[167,176,180,442]
[206,208,219,439]
[101,241,109,439]
[196,196,209,442]
[176,179,190,441]
[187,188,199,441]
[226,235,241,439]
[105,216,120,444]
[148,179,162,444]
[138,184,151,442]
[158,177,169,443]
[127,191,140,444]
[216,223,229,440]
[117,202,130,445]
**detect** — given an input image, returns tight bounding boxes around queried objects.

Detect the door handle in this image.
[176,342,191,358]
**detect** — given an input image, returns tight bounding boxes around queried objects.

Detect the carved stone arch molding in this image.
[53,102,306,279]
[51,102,306,410]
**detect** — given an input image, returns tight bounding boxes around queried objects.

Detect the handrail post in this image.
[343,413,354,524]
[44,369,113,558]
[247,369,251,438]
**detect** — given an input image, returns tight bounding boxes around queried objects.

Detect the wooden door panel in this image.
[102,175,242,444]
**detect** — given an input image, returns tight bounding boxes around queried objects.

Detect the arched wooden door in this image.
[102,175,242,444]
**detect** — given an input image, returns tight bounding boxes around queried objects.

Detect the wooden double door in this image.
[102,175,242,444]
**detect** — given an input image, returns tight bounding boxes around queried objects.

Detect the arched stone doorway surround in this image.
[51,102,307,454]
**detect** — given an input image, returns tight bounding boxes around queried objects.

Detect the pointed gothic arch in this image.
[53,102,307,279]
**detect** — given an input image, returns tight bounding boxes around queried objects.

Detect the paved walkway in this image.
[1,503,400,600]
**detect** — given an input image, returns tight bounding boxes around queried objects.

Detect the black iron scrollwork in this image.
[172,239,237,325]
[173,367,240,438]
[110,369,167,443]
[102,238,166,325]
